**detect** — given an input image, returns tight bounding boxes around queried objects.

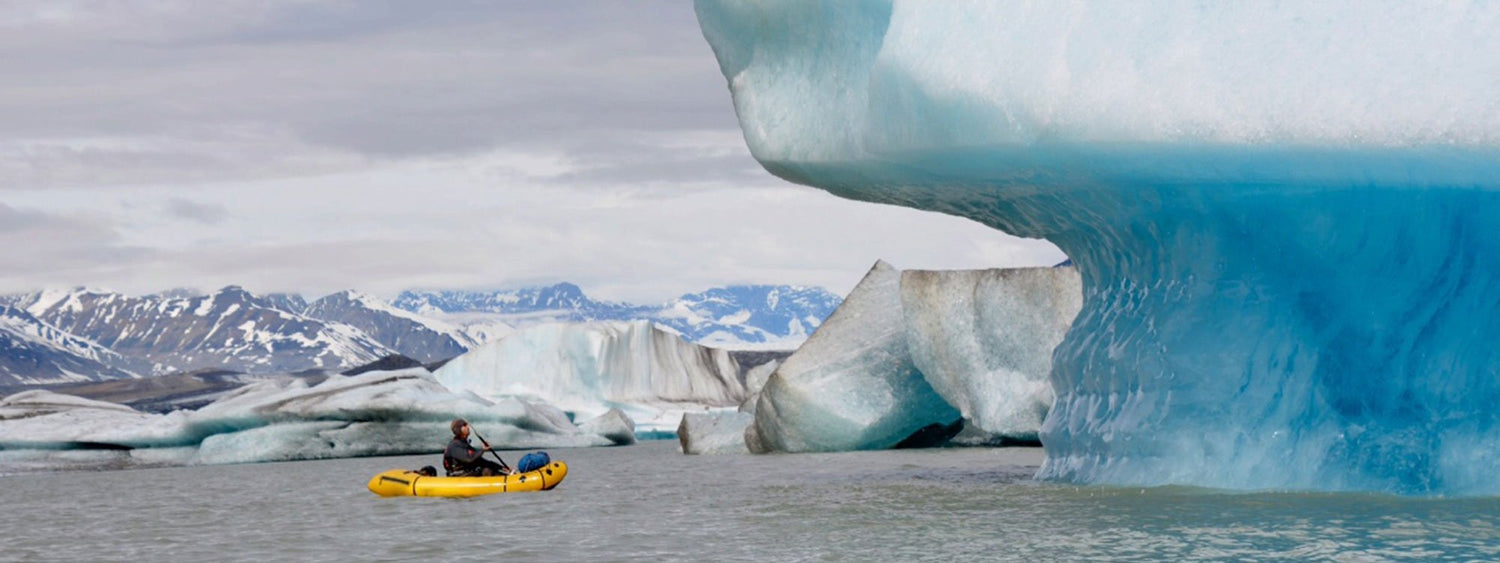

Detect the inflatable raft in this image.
[367,461,568,498]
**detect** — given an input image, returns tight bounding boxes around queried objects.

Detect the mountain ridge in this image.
[0,282,840,386]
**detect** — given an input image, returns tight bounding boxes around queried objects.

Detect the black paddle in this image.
[469,428,513,473]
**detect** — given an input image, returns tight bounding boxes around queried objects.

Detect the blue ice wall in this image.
[696,0,1500,495]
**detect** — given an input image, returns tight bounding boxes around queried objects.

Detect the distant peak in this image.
[154,287,205,299]
[540,282,585,297]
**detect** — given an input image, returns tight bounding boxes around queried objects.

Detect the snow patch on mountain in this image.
[0,306,137,385]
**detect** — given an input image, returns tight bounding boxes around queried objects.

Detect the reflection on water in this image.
[3,442,1498,561]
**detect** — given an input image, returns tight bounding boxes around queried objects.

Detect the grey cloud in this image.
[545,135,770,187]
[0,2,1069,301]
[0,1,738,189]
[165,198,228,224]
[0,204,151,291]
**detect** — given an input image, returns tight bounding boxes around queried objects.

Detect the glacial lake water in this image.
[5,440,1500,561]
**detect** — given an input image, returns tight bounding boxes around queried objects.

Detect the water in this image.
[5,442,1500,561]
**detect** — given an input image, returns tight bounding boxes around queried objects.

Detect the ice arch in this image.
[696,0,1500,495]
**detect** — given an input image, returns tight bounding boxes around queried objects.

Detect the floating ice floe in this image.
[0,390,189,449]
[678,411,755,455]
[0,369,635,468]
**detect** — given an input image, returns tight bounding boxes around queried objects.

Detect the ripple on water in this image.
[3,442,1499,561]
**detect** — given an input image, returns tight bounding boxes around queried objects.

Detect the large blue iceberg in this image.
[696,1,1500,495]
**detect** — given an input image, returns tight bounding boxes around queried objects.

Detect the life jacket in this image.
[442,454,457,475]
[442,445,477,476]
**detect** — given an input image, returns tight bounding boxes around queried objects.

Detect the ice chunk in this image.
[697,1,1500,494]
[678,411,755,455]
[577,408,637,446]
[735,358,780,415]
[902,267,1081,444]
[749,261,958,453]
[434,320,747,435]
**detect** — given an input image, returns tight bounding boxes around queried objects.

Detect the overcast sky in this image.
[0,1,1063,303]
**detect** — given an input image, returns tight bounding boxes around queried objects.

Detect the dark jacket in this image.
[444,438,484,470]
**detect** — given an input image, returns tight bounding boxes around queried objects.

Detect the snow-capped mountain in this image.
[302,290,475,363]
[0,305,137,385]
[17,287,392,376]
[392,283,648,321]
[0,281,839,384]
[654,285,842,347]
[393,283,842,347]
[262,293,309,315]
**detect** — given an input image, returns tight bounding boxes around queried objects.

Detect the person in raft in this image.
[443,418,511,477]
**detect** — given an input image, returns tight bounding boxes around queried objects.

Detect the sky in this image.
[0,1,1064,304]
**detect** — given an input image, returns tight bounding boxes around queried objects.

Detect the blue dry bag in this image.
[516,451,550,473]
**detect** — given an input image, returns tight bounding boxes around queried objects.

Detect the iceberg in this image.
[0,369,634,468]
[184,369,629,464]
[0,390,189,449]
[679,357,778,456]
[744,262,1077,453]
[434,320,747,434]
[697,1,1500,494]
[749,261,958,453]
[902,267,1080,445]
[577,408,638,447]
[678,411,755,455]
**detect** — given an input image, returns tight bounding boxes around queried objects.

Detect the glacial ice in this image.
[676,357,778,455]
[749,261,958,453]
[697,1,1500,494]
[0,369,634,467]
[577,408,638,446]
[434,320,747,435]
[903,268,1081,444]
[0,390,190,449]
[678,410,755,455]
[743,262,1077,453]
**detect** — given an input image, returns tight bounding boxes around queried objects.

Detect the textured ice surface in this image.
[744,263,1077,453]
[749,262,958,453]
[0,369,631,466]
[434,320,747,434]
[184,369,625,464]
[678,411,755,455]
[735,358,779,415]
[577,408,638,446]
[697,1,1500,494]
[902,267,1080,444]
[0,390,189,449]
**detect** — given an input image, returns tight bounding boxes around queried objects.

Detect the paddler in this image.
[443,418,511,477]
